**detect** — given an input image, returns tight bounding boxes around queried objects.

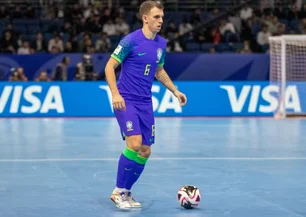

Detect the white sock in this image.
[113,187,128,194]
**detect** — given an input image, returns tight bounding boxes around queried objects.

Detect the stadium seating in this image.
[0,1,305,53]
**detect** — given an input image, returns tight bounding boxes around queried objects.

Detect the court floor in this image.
[0,117,306,217]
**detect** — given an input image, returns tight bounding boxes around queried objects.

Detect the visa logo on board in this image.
[0,85,64,114]
[220,85,301,113]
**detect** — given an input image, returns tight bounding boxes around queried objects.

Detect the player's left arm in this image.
[155,66,187,106]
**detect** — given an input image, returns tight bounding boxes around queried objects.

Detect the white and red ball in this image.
[177,185,201,209]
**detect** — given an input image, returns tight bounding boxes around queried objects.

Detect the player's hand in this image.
[112,93,126,111]
[173,90,187,106]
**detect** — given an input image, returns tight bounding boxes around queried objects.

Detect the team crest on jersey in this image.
[126,121,133,131]
[157,48,162,63]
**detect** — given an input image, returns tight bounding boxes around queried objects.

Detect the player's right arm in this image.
[105,57,125,110]
[105,37,133,111]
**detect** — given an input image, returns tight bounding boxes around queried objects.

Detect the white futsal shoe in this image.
[110,191,131,210]
[126,191,142,208]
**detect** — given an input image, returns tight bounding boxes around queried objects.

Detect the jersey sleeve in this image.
[158,48,166,66]
[111,37,133,63]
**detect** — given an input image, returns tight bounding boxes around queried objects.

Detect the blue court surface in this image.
[0,117,306,217]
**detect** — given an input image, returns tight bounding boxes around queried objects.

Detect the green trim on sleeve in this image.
[111,54,122,63]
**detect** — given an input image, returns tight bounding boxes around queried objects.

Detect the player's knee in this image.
[138,150,151,158]
[138,145,151,158]
[126,135,142,152]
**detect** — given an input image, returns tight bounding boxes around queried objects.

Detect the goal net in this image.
[269,35,306,119]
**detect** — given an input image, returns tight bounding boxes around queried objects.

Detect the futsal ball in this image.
[177,185,201,209]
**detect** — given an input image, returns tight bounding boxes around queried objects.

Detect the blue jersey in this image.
[111,29,167,104]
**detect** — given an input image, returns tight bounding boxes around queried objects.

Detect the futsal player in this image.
[104,0,187,210]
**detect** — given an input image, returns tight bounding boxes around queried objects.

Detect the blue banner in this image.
[0,54,270,81]
[0,82,304,117]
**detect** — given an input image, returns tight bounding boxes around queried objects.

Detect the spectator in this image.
[56,4,65,19]
[75,17,90,35]
[71,3,83,21]
[61,22,74,36]
[209,47,216,54]
[70,36,80,52]
[219,19,239,43]
[52,56,70,81]
[298,3,306,19]
[240,5,253,21]
[275,23,286,36]
[179,18,193,36]
[260,0,275,14]
[17,41,31,54]
[64,41,74,53]
[115,18,130,36]
[103,20,117,36]
[83,3,95,19]
[78,33,92,52]
[229,12,242,34]
[0,6,8,19]
[31,32,48,53]
[100,8,112,25]
[190,8,201,25]
[24,5,35,18]
[299,17,306,34]
[2,24,16,40]
[240,40,252,54]
[50,46,60,54]
[84,45,95,54]
[266,16,280,35]
[48,34,64,52]
[95,32,111,52]
[89,15,103,34]
[75,54,98,81]
[195,30,206,43]
[11,6,23,19]
[256,24,271,48]
[206,26,221,44]
[164,21,179,41]
[36,72,51,81]
[273,7,286,20]
[1,31,16,53]
[9,67,28,81]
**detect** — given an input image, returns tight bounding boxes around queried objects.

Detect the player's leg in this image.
[124,143,153,191]
[118,135,144,208]
[110,103,143,210]
[111,135,143,210]
[115,135,142,191]
[125,103,155,207]
[125,144,151,207]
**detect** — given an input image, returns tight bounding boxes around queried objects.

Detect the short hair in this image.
[139,1,164,17]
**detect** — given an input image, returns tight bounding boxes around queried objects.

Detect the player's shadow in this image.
[96,197,155,213]
[174,206,204,213]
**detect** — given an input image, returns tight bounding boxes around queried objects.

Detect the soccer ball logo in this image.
[177,185,201,209]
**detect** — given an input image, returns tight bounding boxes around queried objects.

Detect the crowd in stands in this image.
[1,1,306,55]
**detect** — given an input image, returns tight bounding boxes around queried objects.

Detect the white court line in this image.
[0,157,306,162]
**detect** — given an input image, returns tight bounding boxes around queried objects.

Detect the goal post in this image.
[269,35,306,119]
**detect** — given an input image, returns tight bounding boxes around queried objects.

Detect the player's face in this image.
[145,7,164,33]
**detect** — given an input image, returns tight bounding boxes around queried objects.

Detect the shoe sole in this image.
[110,197,131,210]
[130,205,142,208]
[129,201,142,208]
